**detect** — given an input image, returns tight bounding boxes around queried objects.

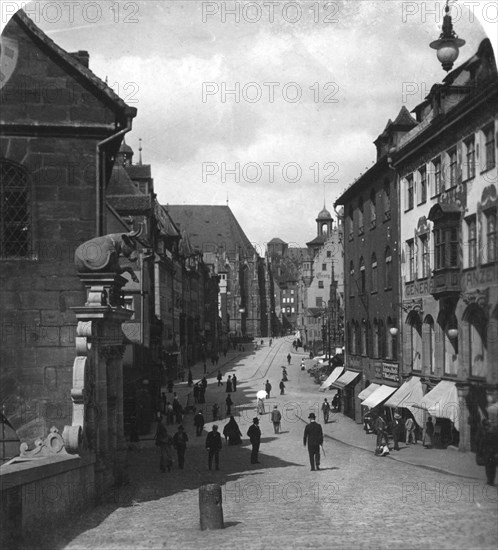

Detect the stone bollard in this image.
[199,484,224,530]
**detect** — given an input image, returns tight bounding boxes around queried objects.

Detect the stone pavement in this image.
[24,337,498,550]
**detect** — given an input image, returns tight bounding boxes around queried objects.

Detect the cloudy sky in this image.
[6,1,493,251]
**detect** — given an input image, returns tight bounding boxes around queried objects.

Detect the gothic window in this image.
[422,315,435,373]
[448,148,457,188]
[370,188,377,229]
[359,256,365,294]
[463,304,487,378]
[349,260,355,297]
[361,320,367,355]
[0,160,31,258]
[387,317,397,360]
[484,124,496,172]
[383,179,391,221]
[420,235,430,278]
[384,246,392,289]
[378,320,385,358]
[465,137,475,180]
[406,174,414,210]
[432,157,442,196]
[486,210,497,263]
[348,204,354,240]
[466,216,477,268]
[358,197,364,235]
[373,319,379,358]
[406,239,415,281]
[406,311,422,371]
[371,253,378,292]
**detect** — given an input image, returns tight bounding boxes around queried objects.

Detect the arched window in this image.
[349,260,355,297]
[348,204,354,240]
[463,304,487,378]
[351,321,358,355]
[346,322,352,354]
[359,256,365,294]
[371,253,378,292]
[361,319,367,355]
[438,310,458,376]
[406,311,422,371]
[373,319,379,358]
[422,315,435,373]
[387,317,397,360]
[0,160,31,258]
[384,247,392,289]
[383,178,391,221]
[370,188,377,229]
[358,197,364,235]
[378,320,385,358]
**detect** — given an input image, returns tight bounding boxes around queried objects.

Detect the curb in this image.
[297,416,482,481]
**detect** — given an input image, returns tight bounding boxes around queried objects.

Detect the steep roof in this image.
[107,165,143,196]
[165,205,257,258]
[287,247,312,262]
[268,237,286,245]
[10,10,136,116]
[391,105,418,128]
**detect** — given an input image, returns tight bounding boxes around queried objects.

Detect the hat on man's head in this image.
[274,405,278,409]
[253,417,259,423]
[213,425,218,430]
[308,413,316,419]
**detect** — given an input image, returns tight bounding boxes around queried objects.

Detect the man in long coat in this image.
[303,412,323,471]
[247,417,262,464]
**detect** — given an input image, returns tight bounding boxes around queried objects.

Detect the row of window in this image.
[404,124,495,211]
[347,318,397,360]
[349,248,393,295]
[282,297,295,304]
[347,179,392,239]
[404,209,497,280]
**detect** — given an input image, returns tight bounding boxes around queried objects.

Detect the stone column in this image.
[63,274,132,495]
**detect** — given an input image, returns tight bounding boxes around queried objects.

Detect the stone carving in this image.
[402,298,424,313]
[19,426,68,458]
[462,288,489,309]
[74,231,141,282]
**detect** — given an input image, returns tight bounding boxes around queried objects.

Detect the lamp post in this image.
[429,0,466,72]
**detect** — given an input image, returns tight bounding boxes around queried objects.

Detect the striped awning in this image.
[331,370,361,389]
[358,383,381,401]
[361,384,397,409]
[413,380,459,430]
[319,367,344,391]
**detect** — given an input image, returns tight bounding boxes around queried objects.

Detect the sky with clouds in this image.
[8,1,494,250]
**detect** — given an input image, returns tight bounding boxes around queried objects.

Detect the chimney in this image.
[70,50,90,68]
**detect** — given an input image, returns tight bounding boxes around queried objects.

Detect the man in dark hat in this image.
[247,417,262,464]
[172,425,188,469]
[205,425,222,470]
[303,412,323,471]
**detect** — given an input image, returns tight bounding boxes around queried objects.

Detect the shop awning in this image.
[358,383,381,401]
[361,384,397,409]
[331,370,360,389]
[414,380,459,430]
[384,376,425,427]
[319,367,344,391]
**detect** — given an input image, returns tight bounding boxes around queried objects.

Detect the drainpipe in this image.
[96,111,135,236]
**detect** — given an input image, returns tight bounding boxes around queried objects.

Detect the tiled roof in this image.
[126,164,152,179]
[391,106,418,128]
[107,194,152,214]
[12,10,136,116]
[306,235,327,247]
[107,165,143,196]
[287,247,312,261]
[268,237,286,244]
[165,205,257,258]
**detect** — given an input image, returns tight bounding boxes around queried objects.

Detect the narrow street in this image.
[36,339,497,550]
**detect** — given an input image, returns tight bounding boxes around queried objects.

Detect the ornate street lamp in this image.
[389,327,399,336]
[430,0,466,72]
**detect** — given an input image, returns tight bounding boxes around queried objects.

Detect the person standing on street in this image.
[265,380,272,398]
[232,374,237,392]
[303,413,323,471]
[193,410,205,436]
[424,416,435,449]
[287,353,291,365]
[271,405,282,434]
[223,415,242,445]
[155,415,173,473]
[172,425,188,469]
[405,416,416,444]
[257,397,265,415]
[390,413,403,451]
[205,425,222,470]
[217,370,223,386]
[321,398,331,424]
[247,417,262,464]
[374,412,389,452]
[476,418,498,486]
[225,394,233,416]
[226,375,233,393]
[279,379,285,395]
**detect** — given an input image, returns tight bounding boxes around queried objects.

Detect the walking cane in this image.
[321,445,326,457]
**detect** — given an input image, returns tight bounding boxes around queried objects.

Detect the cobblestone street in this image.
[35,339,498,550]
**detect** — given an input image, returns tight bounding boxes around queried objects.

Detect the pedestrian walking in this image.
[226,375,233,393]
[187,369,193,387]
[223,415,242,445]
[476,419,498,486]
[217,370,223,387]
[374,413,389,452]
[279,379,285,395]
[232,374,237,392]
[257,397,265,415]
[271,405,282,434]
[212,403,220,421]
[287,353,291,365]
[166,402,174,425]
[247,417,261,464]
[205,425,222,470]
[390,413,403,451]
[405,416,416,444]
[265,380,272,398]
[167,380,174,393]
[172,393,183,424]
[201,376,207,389]
[161,392,167,414]
[303,412,323,471]
[172,425,188,469]
[269,338,272,346]
[193,383,200,404]
[423,416,435,449]
[225,394,233,416]
[321,398,330,424]
[193,410,205,436]
[155,415,173,473]
[199,385,206,404]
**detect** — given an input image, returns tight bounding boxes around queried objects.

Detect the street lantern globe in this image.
[430,1,465,72]
[239,307,246,313]
[447,328,459,339]
[389,327,399,336]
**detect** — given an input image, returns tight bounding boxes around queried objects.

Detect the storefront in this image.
[332,370,361,420]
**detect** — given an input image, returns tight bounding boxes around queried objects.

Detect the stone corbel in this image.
[402,299,424,313]
[63,355,88,453]
[462,288,490,310]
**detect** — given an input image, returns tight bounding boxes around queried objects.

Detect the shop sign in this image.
[405,278,435,297]
[382,362,400,383]
[462,265,498,289]
[374,362,382,379]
